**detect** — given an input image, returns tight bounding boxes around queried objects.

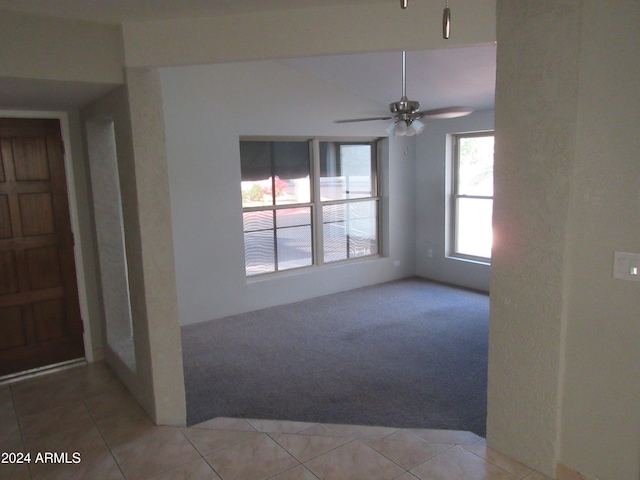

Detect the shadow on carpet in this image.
[181,277,489,437]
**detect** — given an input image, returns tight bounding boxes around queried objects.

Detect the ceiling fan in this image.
[335,51,473,136]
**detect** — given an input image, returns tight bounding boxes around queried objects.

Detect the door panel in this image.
[0,118,84,376]
[0,195,12,238]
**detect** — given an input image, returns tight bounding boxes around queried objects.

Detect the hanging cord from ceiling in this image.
[399,0,451,40]
[443,1,451,39]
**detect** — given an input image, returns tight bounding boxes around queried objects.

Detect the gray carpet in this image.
[181,277,489,436]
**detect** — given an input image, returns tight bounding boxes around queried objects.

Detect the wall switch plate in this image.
[613,251,640,282]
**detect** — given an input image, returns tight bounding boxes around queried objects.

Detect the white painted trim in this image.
[0,109,94,363]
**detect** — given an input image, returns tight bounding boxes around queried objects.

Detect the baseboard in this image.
[556,462,599,480]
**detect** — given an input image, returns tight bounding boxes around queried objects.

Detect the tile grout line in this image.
[169,427,225,480]
[265,462,323,480]
[266,425,442,479]
[353,438,414,475]
[316,423,340,437]
[262,423,475,478]
[181,425,263,457]
[118,426,205,480]
[252,432,303,479]
[65,368,130,480]
[404,443,463,477]
[458,443,533,478]
[8,383,34,480]
[266,430,359,466]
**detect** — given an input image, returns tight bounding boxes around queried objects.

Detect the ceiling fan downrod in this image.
[390,51,420,117]
[400,0,408,9]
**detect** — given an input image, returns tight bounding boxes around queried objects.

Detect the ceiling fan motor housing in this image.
[390,96,420,122]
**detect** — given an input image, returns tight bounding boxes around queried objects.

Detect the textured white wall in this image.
[124,68,186,425]
[488,2,583,475]
[82,72,186,426]
[488,2,640,479]
[415,110,494,292]
[159,61,416,325]
[558,2,640,479]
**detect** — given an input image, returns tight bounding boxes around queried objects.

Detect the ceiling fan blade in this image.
[334,116,394,124]
[416,106,474,119]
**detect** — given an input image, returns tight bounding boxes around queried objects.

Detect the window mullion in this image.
[272,209,279,272]
[311,138,323,267]
[345,203,351,259]
[243,203,314,213]
[372,140,379,198]
[452,134,460,196]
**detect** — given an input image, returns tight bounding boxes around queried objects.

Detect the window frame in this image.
[316,139,380,266]
[449,130,494,264]
[240,136,381,277]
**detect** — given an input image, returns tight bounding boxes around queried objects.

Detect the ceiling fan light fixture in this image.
[409,119,426,135]
[387,120,408,137]
[386,122,396,136]
[395,121,408,136]
[386,119,426,137]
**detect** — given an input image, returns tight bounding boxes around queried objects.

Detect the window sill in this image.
[445,255,491,267]
[246,255,383,283]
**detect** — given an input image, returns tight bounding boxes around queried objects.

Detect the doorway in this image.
[0,117,85,377]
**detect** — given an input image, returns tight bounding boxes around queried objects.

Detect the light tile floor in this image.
[0,361,552,480]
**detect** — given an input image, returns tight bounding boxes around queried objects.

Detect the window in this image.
[450,132,494,261]
[240,139,379,276]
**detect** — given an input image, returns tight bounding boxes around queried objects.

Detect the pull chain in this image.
[443,0,451,39]
[399,0,449,39]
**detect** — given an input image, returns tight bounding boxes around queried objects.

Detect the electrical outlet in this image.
[613,251,640,282]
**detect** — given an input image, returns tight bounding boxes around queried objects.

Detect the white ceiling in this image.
[280,46,495,117]
[0,1,495,112]
[0,77,122,111]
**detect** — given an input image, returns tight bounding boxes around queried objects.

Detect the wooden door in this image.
[0,118,84,377]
